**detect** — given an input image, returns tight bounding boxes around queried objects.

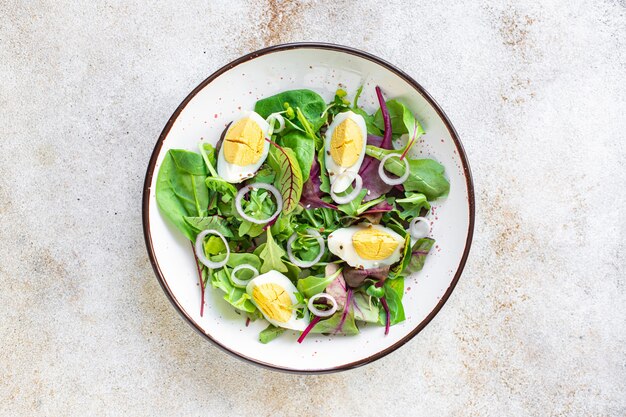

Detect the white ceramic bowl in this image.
[143,43,474,373]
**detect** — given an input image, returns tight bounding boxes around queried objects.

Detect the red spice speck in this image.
[440,139,444,143]
[245,318,250,327]
[406,287,411,291]
[214,114,218,118]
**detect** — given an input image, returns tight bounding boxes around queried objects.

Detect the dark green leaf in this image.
[156,149,208,240]
[366,146,450,200]
[254,89,327,132]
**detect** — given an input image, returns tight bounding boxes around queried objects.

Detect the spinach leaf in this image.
[396,192,431,220]
[353,107,383,136]
[380,278,405,325]
[183,216,233,237]
[259,228,288,273]
[390,234,412,276]
[373,99,424,138]
[210,268,256,313]
[279,131,315,182]
[156,149,208,240]
[259,325,286,344]
[296,267,343,299]
[284,261,302,283]
[266,145,303,214]
[404,238,435,275]
[366,146,450,200]
[255,89,326,132]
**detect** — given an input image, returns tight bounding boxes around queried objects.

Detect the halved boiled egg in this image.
[246,270,308,331]
[327,224,405,269]
[324,111,367,193]
[217,111,270,183]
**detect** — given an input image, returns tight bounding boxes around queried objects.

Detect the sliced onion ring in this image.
[195,229,230,269]
[379,153,410,185]
[267,113,285,134]
[308,293,338,318]
[235,183,283,224]
[330,173,363,205]
[287,228,325,268]
[409,216,430,239]
[230,264,259,288]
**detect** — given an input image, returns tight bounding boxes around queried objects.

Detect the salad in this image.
[155,86,449,343]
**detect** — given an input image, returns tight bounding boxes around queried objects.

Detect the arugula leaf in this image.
[391,234,412,276]
[266,145,303,214]
[337,189,367,217]
[396,192,431,220]
[259,228,288,273]
[156,149,208,240]
[183,216,233,237]
[259,325,286,344]
[296,267,343,298]
[252,164,276,184]
[366,146,450,200]
[254,89,326,132]
[279,131,315,182]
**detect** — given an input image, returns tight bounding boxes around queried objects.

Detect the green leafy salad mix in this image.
[156,86,449,343]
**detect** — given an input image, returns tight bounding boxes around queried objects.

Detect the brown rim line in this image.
[142,42,475,374]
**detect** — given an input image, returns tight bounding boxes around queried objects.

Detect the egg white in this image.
[324,111,367,194]
[327,224,405,269]
[217,111,270,183]
[246,271,308,331]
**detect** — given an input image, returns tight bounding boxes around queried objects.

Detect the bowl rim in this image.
[142,42,475,374]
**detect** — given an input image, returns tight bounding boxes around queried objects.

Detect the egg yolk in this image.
[223,118,265,166]
[352,229,399,260]
[252,283,293,323]
[330,118,362,167]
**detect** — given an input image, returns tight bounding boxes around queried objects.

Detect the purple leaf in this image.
[375,86,393,149]
[300,154,337,209]
[360,134,394,202]
[343,265,390,288]
[325,264,347,310]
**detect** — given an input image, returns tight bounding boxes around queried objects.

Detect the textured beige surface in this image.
[1,1,625,416]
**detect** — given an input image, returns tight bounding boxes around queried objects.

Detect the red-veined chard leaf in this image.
[266,143,303,214]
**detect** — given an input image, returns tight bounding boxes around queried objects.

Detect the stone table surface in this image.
[1,1,625,416]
